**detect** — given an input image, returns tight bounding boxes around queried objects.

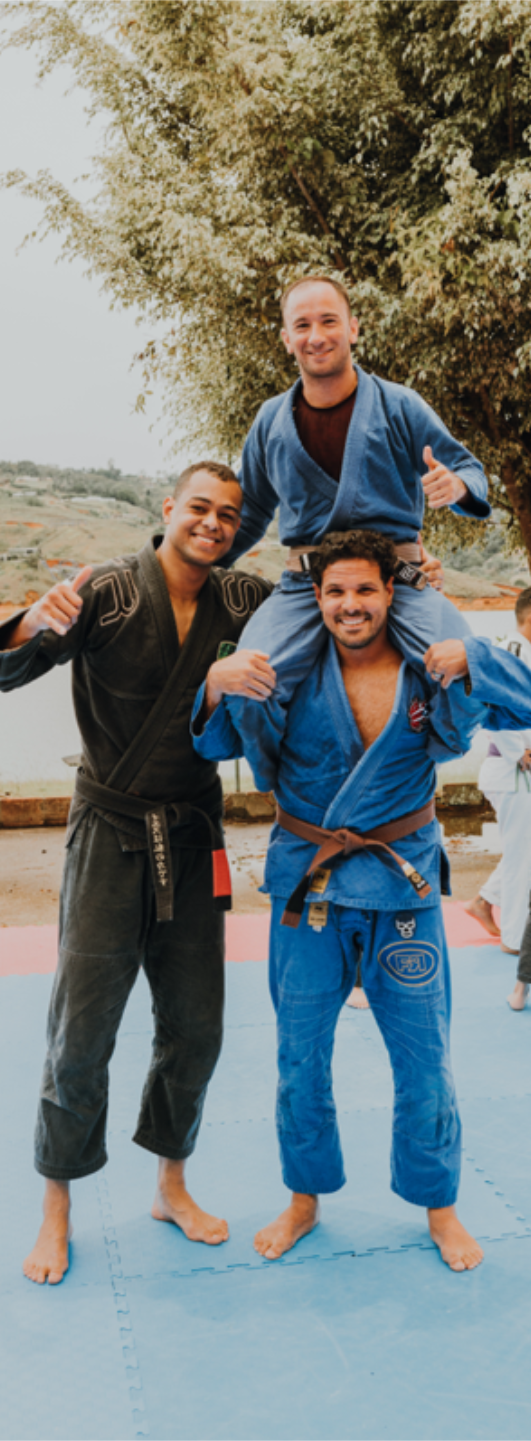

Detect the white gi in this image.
[479,632,531,951]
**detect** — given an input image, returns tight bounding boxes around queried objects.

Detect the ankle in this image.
[292,1192,318,1216]
[43,1180,70,1215]
[157,1157,186,1191]
[428,1204,455,1225]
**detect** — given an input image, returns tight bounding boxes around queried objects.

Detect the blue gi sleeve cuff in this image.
[450,470,491,519]
[463,637,490,693]
[464,636,531,728]
[190,684,244,760]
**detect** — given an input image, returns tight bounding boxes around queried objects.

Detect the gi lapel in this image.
[105,549,219,794]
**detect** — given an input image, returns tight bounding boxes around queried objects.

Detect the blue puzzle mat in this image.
[0,945,530,1440]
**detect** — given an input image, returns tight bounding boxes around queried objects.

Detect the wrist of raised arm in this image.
[3,611,39,650]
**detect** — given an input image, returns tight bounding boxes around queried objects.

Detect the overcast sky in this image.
[0,42,176,476]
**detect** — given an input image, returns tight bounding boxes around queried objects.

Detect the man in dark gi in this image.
[0,462,271,1285]
[192,530,531,1272]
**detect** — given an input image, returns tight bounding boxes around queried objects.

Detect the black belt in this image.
[75,772,231,923]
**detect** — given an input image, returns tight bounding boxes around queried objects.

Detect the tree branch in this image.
[279,146,349,272]
[507,25,514,154]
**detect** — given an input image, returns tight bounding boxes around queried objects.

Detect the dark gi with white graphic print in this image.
[0,537,271,1178]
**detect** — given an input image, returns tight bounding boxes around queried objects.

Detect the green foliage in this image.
[2,0,531,554]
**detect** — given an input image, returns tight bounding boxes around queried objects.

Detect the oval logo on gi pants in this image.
[378,940,440,986]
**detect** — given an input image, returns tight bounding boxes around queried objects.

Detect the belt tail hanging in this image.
[212,847,232,912]
[400,860,431,899]
[146,807,174,922]
[281,874,312,929]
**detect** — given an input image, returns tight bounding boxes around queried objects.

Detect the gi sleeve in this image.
[223,414,280,566]
[465,637,531,729]
[426,636,531,761]
[191,681,284,792]
[0,577,94,692]
[402,391,490,520]
[191,684,245,759]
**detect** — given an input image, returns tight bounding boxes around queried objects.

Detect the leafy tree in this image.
[2,0,531,555]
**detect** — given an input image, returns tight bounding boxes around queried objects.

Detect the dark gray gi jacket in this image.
[0,536,271,910]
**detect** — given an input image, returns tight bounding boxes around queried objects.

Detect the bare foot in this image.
[507,981,529,1011]
[428,1204,484,1272]
[501,942,519,954]
[254,1193,319,1260]
[152,1157,228,1245]
[23,1179,70,1285]
[464,896,501,938]
[346,986,370,1010]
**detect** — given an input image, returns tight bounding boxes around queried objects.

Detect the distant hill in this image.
[0,459,528,608]
[0,459,173,605]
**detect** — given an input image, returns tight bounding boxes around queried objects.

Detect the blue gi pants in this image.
[269,898,461,1209]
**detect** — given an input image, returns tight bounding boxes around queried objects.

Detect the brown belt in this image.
[277,799,435,927]
[285,541,426,588]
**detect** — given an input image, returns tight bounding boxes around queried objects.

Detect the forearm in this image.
[2,610,40,650]
[0,625,47,691]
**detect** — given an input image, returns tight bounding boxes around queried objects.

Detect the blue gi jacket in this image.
[225,367,490,564]
[193,637,531,912]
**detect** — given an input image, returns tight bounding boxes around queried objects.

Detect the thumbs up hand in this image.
[5,565,93,648]
[421,446,468,509]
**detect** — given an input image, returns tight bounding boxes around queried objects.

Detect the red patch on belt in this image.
[212,849,232,898]
[408,697,429,733]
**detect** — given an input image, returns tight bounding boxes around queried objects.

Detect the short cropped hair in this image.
[173,460,241,500]
[280,274,352,320]
[516,586,531,623]
[309,530,397,588]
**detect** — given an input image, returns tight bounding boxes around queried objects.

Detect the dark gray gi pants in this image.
[35,811,224,1180]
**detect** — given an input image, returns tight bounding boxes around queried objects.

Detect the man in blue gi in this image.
[224,273,490,716]
[192,530,531,1272]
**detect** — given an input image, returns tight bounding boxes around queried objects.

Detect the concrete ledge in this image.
[0,792,275,827]
[0,797,71,828]
[223,791,276,822]
[0,784,495,829]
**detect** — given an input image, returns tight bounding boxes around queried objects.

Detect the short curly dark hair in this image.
[309,530,397,587]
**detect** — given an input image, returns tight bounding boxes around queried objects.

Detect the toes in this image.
[23,1264,46,1284]
[48,1269,65,1285]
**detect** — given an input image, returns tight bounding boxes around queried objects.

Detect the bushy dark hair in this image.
[173,460,241,499]
[280,273,352,319]
[515,585,531,622]
[309,530,397,587]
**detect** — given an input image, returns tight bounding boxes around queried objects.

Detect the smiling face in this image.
[314,557,394,652]
[281,280,359,384]
[162,470,242,569]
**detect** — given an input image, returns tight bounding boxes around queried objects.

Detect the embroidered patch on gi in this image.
[394,912,417,939]
[408,697,429,733]
[378,940,440,986]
